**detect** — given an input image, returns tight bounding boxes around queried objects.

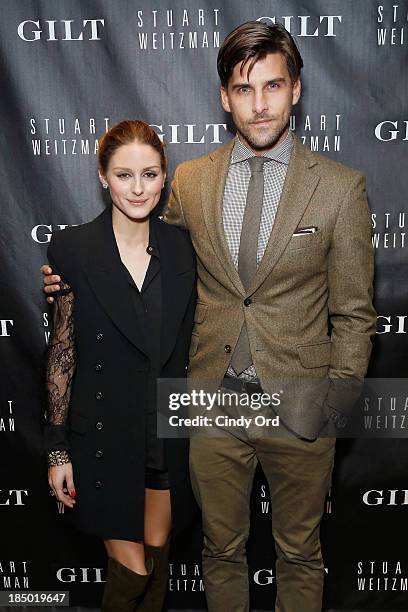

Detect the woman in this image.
[44,120,197,611]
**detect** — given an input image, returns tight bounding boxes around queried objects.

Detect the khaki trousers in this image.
[189,429,335,612]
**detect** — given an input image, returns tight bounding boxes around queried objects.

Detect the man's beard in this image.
[237,115,290,152]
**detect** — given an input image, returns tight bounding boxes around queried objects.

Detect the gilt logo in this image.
[363,489,408,506]
[0,490,28,506]
[376,316,407,334]
[17,19,105,41]
[257,14,342,37]
[0,321,14,337]
[375,121,408,142]
[56,567,105,583]
[31,225,78,244]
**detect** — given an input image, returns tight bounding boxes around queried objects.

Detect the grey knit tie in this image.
[230,156,267,375]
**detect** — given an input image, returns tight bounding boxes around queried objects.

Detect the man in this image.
[43,21,376,612]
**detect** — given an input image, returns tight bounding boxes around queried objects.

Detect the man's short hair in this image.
[217,21,303,88]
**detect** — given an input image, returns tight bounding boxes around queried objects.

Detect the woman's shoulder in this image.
[47,211,108,283]
[153,215,191,242]
[48,210,105,255]
[153,215,194,258]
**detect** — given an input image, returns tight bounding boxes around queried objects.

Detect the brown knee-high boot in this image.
[138,540,170,611]
[101,556,153,612]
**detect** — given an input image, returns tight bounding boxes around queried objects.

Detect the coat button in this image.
[95,450,103,458]
[95,421,103,430]
[96,332,104,342]
[95,391,103,400]
[94,363,102,372]
[95,480,103,488]
[224,345,231,353]
[244,298,252,306]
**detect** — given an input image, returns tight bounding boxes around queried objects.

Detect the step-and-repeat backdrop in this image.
[0,1,407,609]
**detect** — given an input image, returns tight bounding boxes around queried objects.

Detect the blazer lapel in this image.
[155,219,196,367]
[248,136,320,294]
[201,140,245,296]
[83,208,148,357]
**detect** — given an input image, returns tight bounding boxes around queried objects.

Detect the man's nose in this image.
[253,90,268,116]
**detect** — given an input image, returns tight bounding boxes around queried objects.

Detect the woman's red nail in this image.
[69,490,76,498]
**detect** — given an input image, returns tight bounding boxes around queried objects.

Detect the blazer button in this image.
[244,298,252,306]
[95,391,103,400]
[224,345,231,353]
[95,421,103,430]
[95,480,103,488]
[336,414,347,428]
[96,332,104,342]
[94,363,102,372]
[95,450,103,458]
[330,409,347,428]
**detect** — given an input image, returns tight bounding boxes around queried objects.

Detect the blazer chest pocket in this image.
[194,302,208,324]
[69,412,88,435]
[297,340,331,368]
[286,231,322,251]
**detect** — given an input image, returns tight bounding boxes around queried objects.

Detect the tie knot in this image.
[248,156,267,174]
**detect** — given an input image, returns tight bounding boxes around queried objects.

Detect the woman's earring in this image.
[103,183,108,190]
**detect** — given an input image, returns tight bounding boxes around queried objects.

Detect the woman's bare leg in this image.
[136,488,172,611]
[102,535,155,611]
[103,487,171,573]
[144,488,172,545]
[103,539,147,574]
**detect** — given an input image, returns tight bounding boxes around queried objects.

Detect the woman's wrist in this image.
[47,449,71,467]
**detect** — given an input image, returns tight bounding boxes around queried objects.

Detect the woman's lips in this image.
[127,199,148,205]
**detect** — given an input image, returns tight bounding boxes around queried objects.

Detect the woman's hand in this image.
[40,265,61,304]
[48,463,76,509]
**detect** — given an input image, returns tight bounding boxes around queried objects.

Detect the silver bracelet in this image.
[48,450,71,467]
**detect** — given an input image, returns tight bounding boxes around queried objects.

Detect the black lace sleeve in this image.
[44,282,76,453]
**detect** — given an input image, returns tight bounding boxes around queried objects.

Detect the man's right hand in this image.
[40,265,61,304]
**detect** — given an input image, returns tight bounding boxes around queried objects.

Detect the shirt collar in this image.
[231,129,294,166]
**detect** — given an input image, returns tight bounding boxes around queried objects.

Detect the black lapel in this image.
[82,207,148,357]
[153,217,196,367]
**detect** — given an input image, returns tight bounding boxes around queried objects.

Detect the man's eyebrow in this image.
[231,82,251,90]
[231,77,287,90]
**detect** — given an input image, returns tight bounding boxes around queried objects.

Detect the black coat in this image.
[44,207,198,541]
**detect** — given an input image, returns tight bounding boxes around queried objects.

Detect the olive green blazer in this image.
[164,136,376,439]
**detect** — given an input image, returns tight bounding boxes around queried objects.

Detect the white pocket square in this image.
[293,226,319,236]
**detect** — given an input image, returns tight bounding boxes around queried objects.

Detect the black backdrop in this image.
[0,1,407,609]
